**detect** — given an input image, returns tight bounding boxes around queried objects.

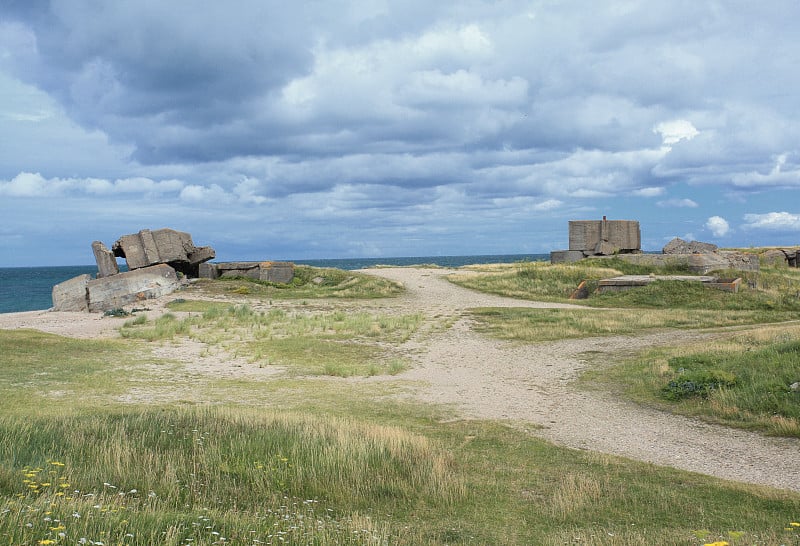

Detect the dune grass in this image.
[450,259,800,313]
[0,407,461,545]
[119,302,423,377]
[587,324,800,438]
[0,329,167,414]
[469,306,799,343]
[1,406,798,545]
[190,265,404,300]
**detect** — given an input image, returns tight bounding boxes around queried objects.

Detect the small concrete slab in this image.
[598,275,714,293]
[52,274,91,311]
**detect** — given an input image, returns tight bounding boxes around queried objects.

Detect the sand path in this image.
[360,267,800,493]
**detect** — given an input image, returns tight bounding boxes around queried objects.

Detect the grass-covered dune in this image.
[1,263,799,544]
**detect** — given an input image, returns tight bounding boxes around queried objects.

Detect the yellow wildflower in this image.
[790,522,800,527]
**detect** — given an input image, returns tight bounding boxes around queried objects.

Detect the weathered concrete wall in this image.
[52,274,91,312]
[86,264,180,312]
[199,261,295,284]
[567,219,641,256]
[597,275,741,294]
[92,241,119,278]
[259,262,295,283]
[550,250,585,264]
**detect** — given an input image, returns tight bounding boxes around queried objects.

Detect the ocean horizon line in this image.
[0,253,551,314]
[0,252,555,270]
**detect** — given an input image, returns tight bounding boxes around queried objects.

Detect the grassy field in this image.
[1,263,799,544]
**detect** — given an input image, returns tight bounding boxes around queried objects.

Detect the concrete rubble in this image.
[662,237,718,255]
[52,228,215,312]
[761,248,800,267]
[112,228,215,277]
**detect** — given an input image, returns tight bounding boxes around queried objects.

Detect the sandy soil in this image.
[2,267,798,493]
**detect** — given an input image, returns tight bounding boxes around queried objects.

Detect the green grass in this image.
[119,302,423,377]
[469,306,800,342]
[0,407,461,545]
[590,325,800,438]
[450,260,800,313]
[0,331,798,543]
[0,406,798,545]
[0,330,164,413]
[449,261,621,302]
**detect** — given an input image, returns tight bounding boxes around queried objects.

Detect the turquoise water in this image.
[0,254,547,313]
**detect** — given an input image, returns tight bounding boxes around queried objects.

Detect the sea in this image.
[0,254,548,314]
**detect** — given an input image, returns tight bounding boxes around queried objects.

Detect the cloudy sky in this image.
[2,1,800,266]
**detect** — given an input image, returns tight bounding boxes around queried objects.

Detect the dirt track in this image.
[361,267,800,493]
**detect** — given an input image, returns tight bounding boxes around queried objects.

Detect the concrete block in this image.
[188,246,215,264]
[111,228,214,276]
[550,250,585,264]
[216,262,261,279]
[140,229,161,264]
[113,233,150,269]
[87,264,180,312]
[92,241,119,278]
[258,261,295,284]
[688,252,759,274]
[150,228,192,262]
[663,237,717,254]
[603,220,640,250]
[568,221,600,251]
[594,240,618,256]
[199,262,219,279]
[52,274,91,312]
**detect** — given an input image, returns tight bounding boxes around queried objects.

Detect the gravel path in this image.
[361,267,800,493]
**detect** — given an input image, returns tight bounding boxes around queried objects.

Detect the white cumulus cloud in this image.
[742,212,800,231]
[705,216,730,237]
[654,119,699,146]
